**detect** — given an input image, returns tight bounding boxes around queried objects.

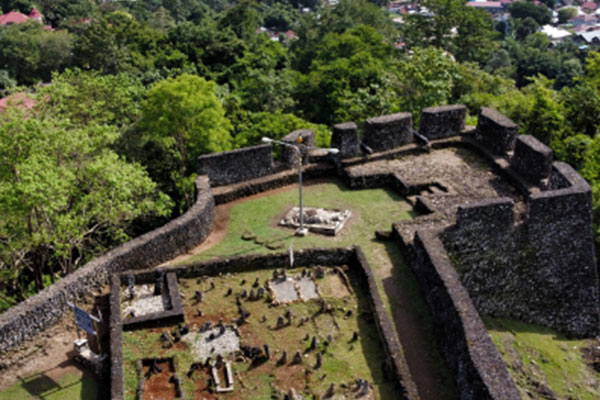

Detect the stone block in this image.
[281,129,315,168]
[475,107,518,155]
[419,104,466,139]
[331,122,360,157]
[510,135,553,184]
[363,112,413,152]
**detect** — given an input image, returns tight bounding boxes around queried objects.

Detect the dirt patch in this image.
[0,314,98,391]
[142,360,176,400]
[582,338,600,373]
[317,272,351,299]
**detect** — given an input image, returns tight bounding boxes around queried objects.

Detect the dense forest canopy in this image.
[1,0,600,310]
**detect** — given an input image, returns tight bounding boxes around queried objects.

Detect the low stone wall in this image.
[119,272,184,330]
[419,104,466,139]
[211,162,336,205]
[0,176,215,355]
[110,247,420,400]
[410,230,520,400]
[197,144,273,186]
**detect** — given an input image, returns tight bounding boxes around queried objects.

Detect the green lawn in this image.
[485,317,600,400]
[1,372,98,400]
[185,179,416,269]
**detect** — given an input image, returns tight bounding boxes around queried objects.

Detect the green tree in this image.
[36,0,95,27]
[139,74,233,177]
[292,26,396,124]
[290,0,395,72]
[514,16,539,40]
[218,0,261,41]
[0,107,170,306]
[452,6,498,63]
[74,11,186,77]
[261,2,299,32]
[0,70,16,93]
[37,69,144,128]
[403,0,497,64]
[230,111,330,148]
[0,21,73,84]
[558,7,577,24]
[148,6,176,32]
[396,47,459,119]
[508,2,552,25]
[522,75,566,145]
[168,20,246,80]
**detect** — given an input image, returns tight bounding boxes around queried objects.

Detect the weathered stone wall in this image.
[0,176,215,355]
[110,247,420,400]
[475,107,518,155]
[443,162,599,338]
[410,230,520,400]
[525,162,599,336]
[363,113,413,152]
[197,144,273,186]
[510,135,553,184]
[419,104,466,139]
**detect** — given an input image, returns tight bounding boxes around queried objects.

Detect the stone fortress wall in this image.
[0,104,597,400]
[0,177,215,354]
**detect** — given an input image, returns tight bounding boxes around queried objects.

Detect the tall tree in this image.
[403,0,497,64]
[139,74,233,176]
[0,107,170,306]
[0,21,73,85]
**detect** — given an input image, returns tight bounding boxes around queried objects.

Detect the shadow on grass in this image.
[16,367,99,400]
[379,239,459,400]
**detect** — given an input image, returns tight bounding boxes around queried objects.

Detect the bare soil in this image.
[142,360,176,400]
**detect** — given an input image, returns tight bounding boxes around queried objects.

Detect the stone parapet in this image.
[364,113,413,152]
[475,107,518,155]
[419,104,466,139]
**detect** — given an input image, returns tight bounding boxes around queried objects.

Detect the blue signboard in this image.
[73,305,99,336]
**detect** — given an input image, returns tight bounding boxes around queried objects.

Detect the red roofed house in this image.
[583,1,598,12]
[0,8,45,26]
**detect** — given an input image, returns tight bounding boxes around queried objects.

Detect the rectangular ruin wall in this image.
[442,162,599,338]
[109,247,420,400]
[410,230,521,400]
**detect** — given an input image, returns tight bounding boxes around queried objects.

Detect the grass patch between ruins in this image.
[485,317,600,400]
[181,180,459,399]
